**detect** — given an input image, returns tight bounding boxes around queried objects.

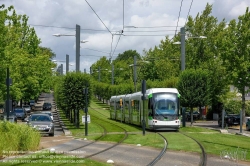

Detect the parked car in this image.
[186,111,200,121]
[14,107,27,120]
[26,113,54,136]
[39,111,53,121]
[23,105,31,114]
[30,100,36,110]
[246,119,250,131]
[43,102,52,110]
[218,113,240,127]
[2,111,17,123]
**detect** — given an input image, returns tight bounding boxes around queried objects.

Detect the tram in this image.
[110,88,181,130]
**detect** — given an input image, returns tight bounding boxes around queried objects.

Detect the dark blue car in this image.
[14,107,27,120]
[43,102,52,110]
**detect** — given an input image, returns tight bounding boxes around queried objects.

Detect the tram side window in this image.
[134,100,139,112]
[125,101,129,110]
[110,101,115,110]
[116,101,120,110]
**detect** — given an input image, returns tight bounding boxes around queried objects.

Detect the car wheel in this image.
[49,133,54,137]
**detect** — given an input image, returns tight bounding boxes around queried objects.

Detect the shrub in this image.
[0,121,40,157]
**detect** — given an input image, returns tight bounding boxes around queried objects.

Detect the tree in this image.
[219,7,250,123]
[177,69,211,125]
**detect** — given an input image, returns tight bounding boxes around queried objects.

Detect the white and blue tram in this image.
[110,88,181,130]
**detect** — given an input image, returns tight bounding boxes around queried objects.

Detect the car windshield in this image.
[44,103,51,106]
[42,112,52,116]
[30,115,51,122]
[14,109,24,113]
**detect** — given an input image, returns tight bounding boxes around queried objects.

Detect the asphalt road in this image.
[185,120,250,136]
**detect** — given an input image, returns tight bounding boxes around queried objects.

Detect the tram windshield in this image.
[154,93,178,115]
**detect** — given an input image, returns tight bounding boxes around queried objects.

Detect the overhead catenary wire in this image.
[110,33,122,60]
[85,0,112,35]
[83,48,119,55]
[174,0,184,37]
[124,25,183,28]
[81,54,117,58]
[124,30,177,32]
[123,34,176,36]
[28,24,109,32]
[185,0,194,25]
[110,35,114,59]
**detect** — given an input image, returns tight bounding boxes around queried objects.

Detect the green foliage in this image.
[114,50,141,62]
[177,69,211,108]
[219,7,250,121]
[63,72,92,111]
[0,121,40,157]
[0,5,55,103]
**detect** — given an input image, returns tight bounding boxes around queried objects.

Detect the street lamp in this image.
[129,56,150,92]
[173,27,207,71]
[173,26,207,127]
[52,56,74,74]
[53,24,88,72]
[110,64,123,85]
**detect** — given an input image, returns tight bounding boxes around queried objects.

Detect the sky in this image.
[1,0,250,73]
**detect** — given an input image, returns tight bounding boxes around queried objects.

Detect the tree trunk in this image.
[76,109,79,128]
[190,107,194,126]
[70,109,73,123]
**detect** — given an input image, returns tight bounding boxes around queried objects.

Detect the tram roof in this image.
[146,88,179,94]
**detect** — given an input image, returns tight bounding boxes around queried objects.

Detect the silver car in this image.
[23,105,31,114]
[40,111,53,121]
[27,113,54,136]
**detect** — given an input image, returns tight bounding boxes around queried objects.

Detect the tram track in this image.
[147,132,168,166]
[91,105,171,166]
[180,132,207,166]
[56,106,128,165]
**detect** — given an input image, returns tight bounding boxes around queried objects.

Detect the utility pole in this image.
[76,24,80,72]
[111,64,114,85]
[66,54,69,73]
[181,27,186,127]
[60,64,63,75]
[141,80,146,136]
[181,27,186,71]
[133,56,137,92]
[84,87,88,136]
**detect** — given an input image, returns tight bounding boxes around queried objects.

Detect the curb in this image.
[54,105,72,136]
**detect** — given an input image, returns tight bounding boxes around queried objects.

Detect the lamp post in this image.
[53,24,88,72]
[60,64,63,75]
[129,56,150,92]
[173,26,207,127]
[111,64,114,85]
[76,24,80,72]
[173,27,207,71]
[181,27,185,71]
[110,64,123,85]
[66,54,69,73]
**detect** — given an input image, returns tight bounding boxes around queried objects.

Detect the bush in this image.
[0,121,40,157]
